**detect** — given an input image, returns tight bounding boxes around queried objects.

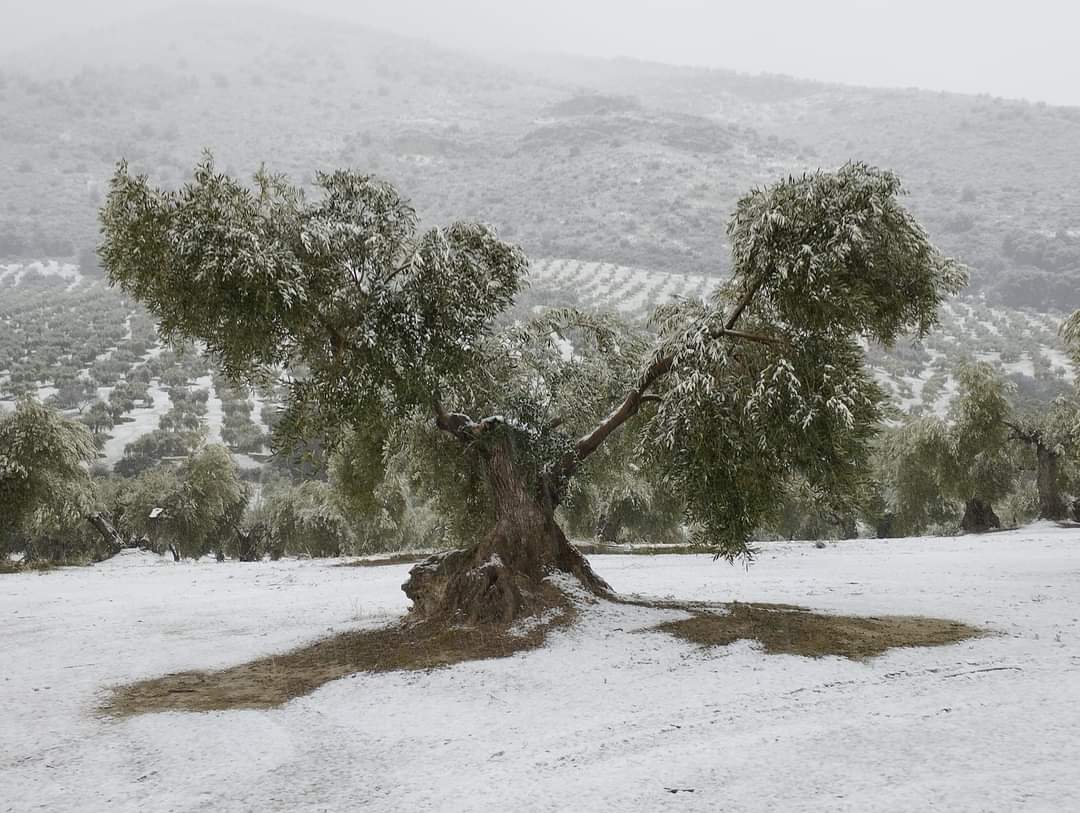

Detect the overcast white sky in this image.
[4,0,1078,105]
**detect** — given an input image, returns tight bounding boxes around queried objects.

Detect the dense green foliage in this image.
[261,481,353,558]
[99,158,963,561]
[0,398,97,558]
[104,445,247,560]
[638,166,965,551]
[874,419,959,535]
[100,156,525,440]
[873,362,1080,535]
[944,364,1018,508]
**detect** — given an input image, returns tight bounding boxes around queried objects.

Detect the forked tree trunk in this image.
[960,497,1000,534]
[86,513,159,560]
[403,435,610,624]
[1035,444,1067,521]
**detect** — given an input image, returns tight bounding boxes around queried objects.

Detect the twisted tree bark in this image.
[87,512,125,554]
[403,431,609,624]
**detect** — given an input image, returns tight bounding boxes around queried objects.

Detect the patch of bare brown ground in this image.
[102,584,575,717]
[102,589,983,717]
[334,553,430,568]
[651,600,984,660]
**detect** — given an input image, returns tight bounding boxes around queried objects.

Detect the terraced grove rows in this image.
[0,264,277,474]
[529,258,715,314]
[531,257,1076,416]
[865,300,1074,417]
[2,259,1074,468]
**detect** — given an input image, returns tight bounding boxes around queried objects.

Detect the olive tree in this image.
[1002,395,1078,521]
[264,480,354,557]
[113,445,248,560]
[99,158,964,623]
[944,363,1018,531]
[0,398,103,561]
[877,363,1018,534]
[872,418,958,536]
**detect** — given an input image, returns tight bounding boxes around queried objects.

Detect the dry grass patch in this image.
[100,589,982,718]
[102,587,574,717]
[335,553,430,568]
[575,543,710,556]
[655,601,983,660]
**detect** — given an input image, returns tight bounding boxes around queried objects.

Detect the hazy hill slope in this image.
[0,6,1077,310]
[511,54,1080,309]
[0,6,557,255]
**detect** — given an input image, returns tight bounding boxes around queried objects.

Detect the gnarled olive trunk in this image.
[1035,444,1067,521]
[403,435,610,624]
[960,497,1000,534]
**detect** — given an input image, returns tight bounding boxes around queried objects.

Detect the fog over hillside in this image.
[7,0,1080,104]
[2,2,1078,311]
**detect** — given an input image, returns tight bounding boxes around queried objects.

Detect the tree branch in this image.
[383,256,413,289]
[433,400,476,443]
[720,277,763,333]
[716,328,782,345]
[432,401,508,445]
[563,276,767,476]
[318,314,347,358]
[1003,419,1040,446]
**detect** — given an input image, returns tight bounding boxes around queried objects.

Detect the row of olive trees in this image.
[7,356,1077,569]
[870,362,1080,537]
[0,398,452,567]
[4,384,687,570]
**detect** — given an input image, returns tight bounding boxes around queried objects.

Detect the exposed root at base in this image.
[101,582,576,717]
[403,532,610,625]
[645,599,984,660]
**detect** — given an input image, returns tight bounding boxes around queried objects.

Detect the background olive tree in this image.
[874,362,1020,534]
[0,398,100,564]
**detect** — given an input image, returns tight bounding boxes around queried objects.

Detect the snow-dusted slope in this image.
[530,258,715,313]
[2,527,1078,811]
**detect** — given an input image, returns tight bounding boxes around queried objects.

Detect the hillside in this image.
[1,5,1077,473]
[523,259,1075,417]
[513,54,1080,309]
[1,5,1077,311]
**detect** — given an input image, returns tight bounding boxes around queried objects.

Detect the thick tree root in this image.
[403,525,610,625]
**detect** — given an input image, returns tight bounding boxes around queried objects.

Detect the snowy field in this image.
[2,526,1079,811]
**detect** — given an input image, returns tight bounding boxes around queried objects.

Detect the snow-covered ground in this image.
[2,526,1079,811]
[99,381,171,468]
